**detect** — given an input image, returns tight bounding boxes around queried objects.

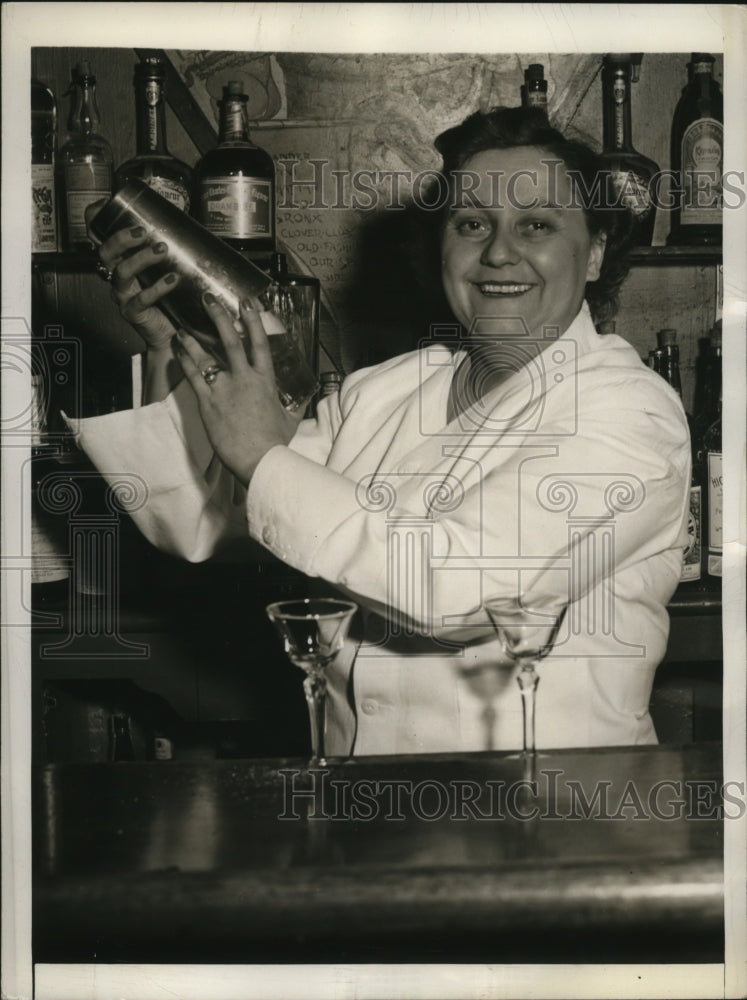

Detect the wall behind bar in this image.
[32,48,723,408]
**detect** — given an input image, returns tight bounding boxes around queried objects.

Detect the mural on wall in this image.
[165,52,603,369]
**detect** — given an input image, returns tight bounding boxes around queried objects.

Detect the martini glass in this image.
[266,598,358,766]
[484,597,567,758]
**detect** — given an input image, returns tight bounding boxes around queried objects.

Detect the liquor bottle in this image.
[521,64,548,114]
[600,54,659,246]
[58,62,113,251]
[692,321,722,448]
[655,328,683,396]
[651,329,702,582]
[31,78,59,253]
[667,54,723,246]
[114,55,193,212]
[702,387,722,579]
[31,445,71,608]
[194,81,276,256]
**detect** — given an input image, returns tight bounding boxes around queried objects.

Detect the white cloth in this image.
[70,304,691,754]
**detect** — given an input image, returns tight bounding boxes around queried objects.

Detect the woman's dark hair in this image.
[429,105,634,323]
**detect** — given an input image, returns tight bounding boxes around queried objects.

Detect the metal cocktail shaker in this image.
[89,179,319,411]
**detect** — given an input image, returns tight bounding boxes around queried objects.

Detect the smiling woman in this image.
[434,106,633,328]
[72,104,691,757]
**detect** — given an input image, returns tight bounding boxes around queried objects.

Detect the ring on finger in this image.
[95,260,113,283]
[201,363,223,387]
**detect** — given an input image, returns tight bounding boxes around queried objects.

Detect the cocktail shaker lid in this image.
[88,179,154,242]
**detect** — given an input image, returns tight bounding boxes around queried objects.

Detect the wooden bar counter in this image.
[33,743,724,965]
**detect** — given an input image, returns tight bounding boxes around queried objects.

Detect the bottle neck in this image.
[602,63,634,152]
[705,348,722,419]
[135,77,170,155]
[68,78,101,136]
[694,63,716,114]
[652,346,683,399]
[218,97,251,144]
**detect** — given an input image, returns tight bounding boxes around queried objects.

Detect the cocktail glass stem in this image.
[303,668,328,766]
[516,662,540,756]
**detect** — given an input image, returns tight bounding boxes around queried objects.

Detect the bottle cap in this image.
[74,61,93,80]
[135,55,165,81]
[224,81,248,101]
[656,328,678,347]
[525,63,545,80]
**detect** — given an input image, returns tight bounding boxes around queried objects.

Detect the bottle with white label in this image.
[58,62,113,251]
[115,55,193,213]
[194,81,276,257]
[667,53,723,246]
[31,79,59,253]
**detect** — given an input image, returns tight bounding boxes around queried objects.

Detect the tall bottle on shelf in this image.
[30,369,71,608]
[194,81,276,257]
[115,55,193,212]
[521,64,548,114]
[702,385,722,580]
[667,53,723,246]
[690,323,723,581]
[650,328,701,583]
[58,62,113,251]
[31,78,59,253]
[599,54,659,246]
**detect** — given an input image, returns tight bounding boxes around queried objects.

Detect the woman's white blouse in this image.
[71,304,691,754]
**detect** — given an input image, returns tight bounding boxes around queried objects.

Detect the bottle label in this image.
[610,170,652,218]
[144,80,162,151]
[153,736,173,760]
[200,177,273,238]
[613,73,626,148]
[707,451,722,576]
[681,484,702,581]
[64,162,112,240]
[31,508,70,584]
[222,102,246,141]
[681,118,723,226]
[147,175,190,212]
[31,163,58,252]
[526,92,547,109]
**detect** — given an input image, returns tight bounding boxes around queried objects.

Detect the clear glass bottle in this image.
[115,55,193,212]
[58,61,113,251]
[600,54,659,246]
[667,54,723,246]
[521,64,548,114]
[194,81,276,256]
[31,78,59,253]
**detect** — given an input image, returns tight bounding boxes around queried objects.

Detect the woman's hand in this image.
[96,223,180,351]
[175,295,305,487]
[86,202,184,402]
